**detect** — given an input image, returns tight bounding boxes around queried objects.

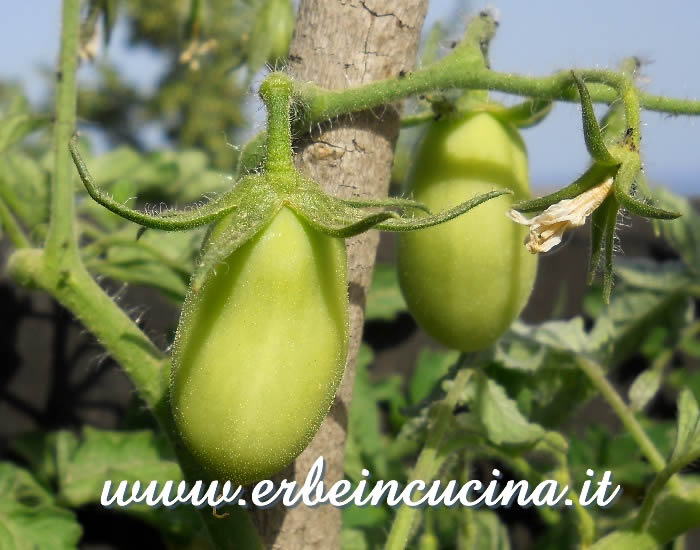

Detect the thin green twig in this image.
[45,0,80,265]
[295,62,700,127]
[0,196,30,248]
[384,363,473,550]
[575,356,672,478]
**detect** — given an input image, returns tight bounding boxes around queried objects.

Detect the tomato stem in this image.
[45,0,80,270]
[384,361,473,550]
[260,72,296,184]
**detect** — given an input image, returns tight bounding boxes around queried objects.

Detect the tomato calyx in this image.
[508,72,681,303]
[71,71,509,293]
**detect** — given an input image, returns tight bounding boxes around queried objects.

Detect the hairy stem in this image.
[260,73,295,181]
[384,364,473,550]
[45,0,80,265]
[575,356,671,478]
[0,197,30,248]
[636,464,677,531]
[296,64,700,126]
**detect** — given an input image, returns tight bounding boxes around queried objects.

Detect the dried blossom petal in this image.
[508,177,614,253]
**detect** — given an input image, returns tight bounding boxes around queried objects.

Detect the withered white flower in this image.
[507,176,614,253]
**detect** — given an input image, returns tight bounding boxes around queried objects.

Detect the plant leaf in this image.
[475,373,545,446]
[0,462,82,550]
[652,188,700,272]
[628,368,663,412]
[365,263,407,321]
[0,113,48,152]
[670,389,700,467]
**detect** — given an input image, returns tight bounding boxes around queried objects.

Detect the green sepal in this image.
[614,158,680,220]
[514,163,617,213]
[587,195,615,284]
[496,98,553,129]
[375,189,509,232]
[602,196,620,304]
[339,196,431,214]
[571,71,619,166]
[287,176,398,238]
[190,175,283,293]
[235,130,266,177]
[70,137,239,230]
[419,21,445,68]
[587,191,619,303]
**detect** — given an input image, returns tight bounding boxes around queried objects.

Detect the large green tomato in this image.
[397,111,537,352]
[170,207,348,485]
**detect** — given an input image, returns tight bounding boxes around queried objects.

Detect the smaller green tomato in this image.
[171,207,348,485]
[397,111,538,352]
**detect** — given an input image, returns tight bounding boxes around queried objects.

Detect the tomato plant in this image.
[2,4,700,550]
[397,111,537,351]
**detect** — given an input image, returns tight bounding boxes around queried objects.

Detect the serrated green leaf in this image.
[0,462,82,550]
[592,477,700,549]
[462,509,511,550]
[652,188,700,272]
[346,345,389,481]
[568,423,673,486]
[628,368,663,412]
[409,349,458,405]
[55,427,180,506]
[589,288,689,364]
[0,152,49,230]
[9,432,61,486]
[615,259,690,291]
[342,504,390,531]
[54,427,200,539]
[670,389,700,467]
[83,226,203,303]
[475,373,545,446]
[509,318,589,355]
[0,113,48,152]
[365,263,407,321]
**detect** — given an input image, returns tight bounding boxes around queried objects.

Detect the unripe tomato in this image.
[397,111,537,352]
[171,207,348,485]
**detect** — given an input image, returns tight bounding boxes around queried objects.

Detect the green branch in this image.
[384,363,473,550]
[45,0,80,266]
[295,61,700,126]
[575,356,673,481]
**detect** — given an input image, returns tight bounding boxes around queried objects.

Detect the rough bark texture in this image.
[249,1,428,548]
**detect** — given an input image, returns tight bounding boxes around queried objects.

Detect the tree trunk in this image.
[249,1,427,548]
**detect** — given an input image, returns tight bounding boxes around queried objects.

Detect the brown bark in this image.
[249,1,428,548]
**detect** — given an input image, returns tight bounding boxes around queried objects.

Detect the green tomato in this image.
[171,207,348,485]
[397,111,537,352]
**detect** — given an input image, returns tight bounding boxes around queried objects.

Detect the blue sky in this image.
[2,1,699,194]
